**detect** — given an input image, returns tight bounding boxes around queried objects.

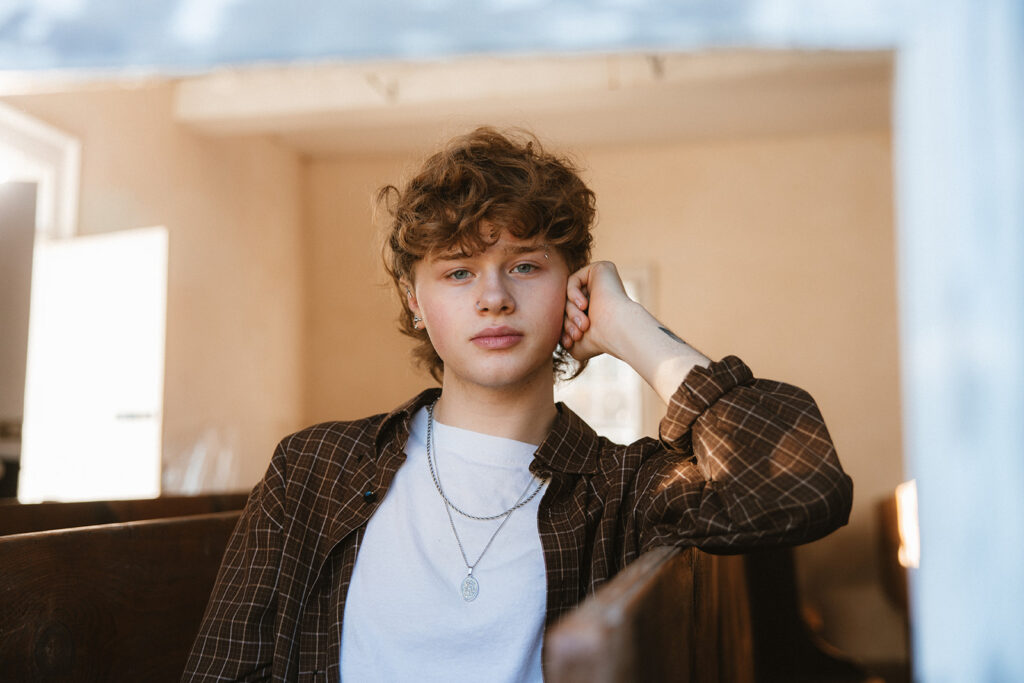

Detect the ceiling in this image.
[172,49,893,157]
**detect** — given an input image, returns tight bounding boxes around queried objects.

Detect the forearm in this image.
[601,301,712,405]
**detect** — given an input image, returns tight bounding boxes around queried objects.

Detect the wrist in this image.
[600,299,650,361]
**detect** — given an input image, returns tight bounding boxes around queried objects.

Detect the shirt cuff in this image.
[658,355,755,446]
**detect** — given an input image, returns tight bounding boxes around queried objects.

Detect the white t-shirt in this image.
[340,406,549,682]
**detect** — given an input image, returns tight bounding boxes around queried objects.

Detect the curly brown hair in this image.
[379,127,596,383]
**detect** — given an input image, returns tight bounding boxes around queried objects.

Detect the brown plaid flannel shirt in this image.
[183,356,853,682]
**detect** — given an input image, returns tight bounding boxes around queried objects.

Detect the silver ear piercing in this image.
[413,314,423,328]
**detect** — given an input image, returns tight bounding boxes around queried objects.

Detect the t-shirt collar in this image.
[376,388,601,475]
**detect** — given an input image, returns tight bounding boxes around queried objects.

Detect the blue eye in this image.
[512,263,537,274]
[449,269,472,280]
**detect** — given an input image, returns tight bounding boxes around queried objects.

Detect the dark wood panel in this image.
[707,552,755,683]
[744,547,872,683]
[0,492,248,536]
[0,511,239,682]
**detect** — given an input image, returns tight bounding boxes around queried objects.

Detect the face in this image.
[405,230,570,395]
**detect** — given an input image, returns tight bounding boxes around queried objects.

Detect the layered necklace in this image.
[425,401,546,602]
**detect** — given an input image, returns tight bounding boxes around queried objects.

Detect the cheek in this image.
[539,285,568,341]
[420,302,458,358]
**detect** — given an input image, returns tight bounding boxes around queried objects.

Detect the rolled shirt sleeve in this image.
[639,355,854,553]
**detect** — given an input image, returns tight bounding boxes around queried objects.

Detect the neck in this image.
[432,378,558,445]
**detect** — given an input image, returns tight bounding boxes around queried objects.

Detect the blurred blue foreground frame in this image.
[2,1,1022,680]
[894,2,1024,682]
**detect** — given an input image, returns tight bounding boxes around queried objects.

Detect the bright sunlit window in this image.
[896,479,920,569]
[18,227,168,502]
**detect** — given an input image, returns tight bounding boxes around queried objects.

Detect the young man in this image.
[183,128,853,682]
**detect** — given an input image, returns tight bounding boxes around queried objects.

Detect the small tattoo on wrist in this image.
[659,326,686,345]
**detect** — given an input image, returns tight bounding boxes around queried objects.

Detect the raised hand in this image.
[561,261,635,362]
[561,261,712,404]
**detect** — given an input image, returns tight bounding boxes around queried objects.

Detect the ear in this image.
[400,278,421,316]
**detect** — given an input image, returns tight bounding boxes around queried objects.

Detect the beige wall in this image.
[305,130,905,661]
[303,154,427,424]
[2,84,307,491]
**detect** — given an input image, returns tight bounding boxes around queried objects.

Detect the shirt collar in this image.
[375,388,601,475]
[531,401,601,475]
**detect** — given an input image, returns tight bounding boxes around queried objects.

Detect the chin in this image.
[452,362,554,392]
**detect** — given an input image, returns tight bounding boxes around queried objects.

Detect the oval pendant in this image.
[461,574,480,602]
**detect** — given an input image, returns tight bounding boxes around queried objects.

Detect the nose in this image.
[476,271,515,314]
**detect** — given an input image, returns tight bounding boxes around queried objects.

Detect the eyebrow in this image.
[504,244,545,255]
[434,244,545,261]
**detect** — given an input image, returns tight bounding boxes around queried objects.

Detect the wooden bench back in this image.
[0,511,240,682]
[0,492,248,536]
[545,546,754,683]
[547,544,873,683]
[0,511,867,682]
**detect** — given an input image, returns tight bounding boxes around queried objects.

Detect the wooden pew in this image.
[0,492,248,536]
[0,511,240,682]
[547,546,874,683]
[1,513,868,682]
[546,547,754,683]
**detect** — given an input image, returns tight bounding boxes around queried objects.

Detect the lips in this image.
[471,326,524,350]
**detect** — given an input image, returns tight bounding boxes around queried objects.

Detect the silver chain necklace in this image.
[426,401,546,521]
[425,401,547,601]
[442,485,530,602]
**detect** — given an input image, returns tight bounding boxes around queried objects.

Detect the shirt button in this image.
[362,490,377,504]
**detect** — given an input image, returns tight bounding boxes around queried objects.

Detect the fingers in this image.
[561,293,590,349]
[565,300,588,332]
[564,261,626,357]
[566,264,592,311]
[568,261,628,309]
[564,264,593,349]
